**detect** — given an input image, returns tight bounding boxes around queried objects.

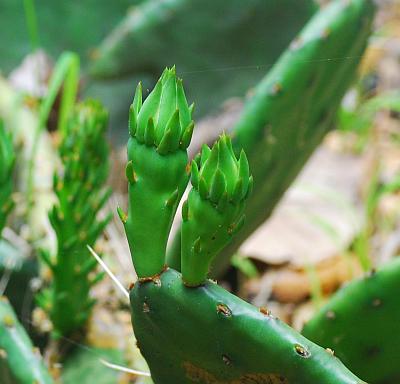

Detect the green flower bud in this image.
[123,67,195,278]
[181,134,253,286]
[129,66,194,152]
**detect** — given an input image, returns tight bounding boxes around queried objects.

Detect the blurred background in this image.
[1,0,317,141]
[0,0,399,383]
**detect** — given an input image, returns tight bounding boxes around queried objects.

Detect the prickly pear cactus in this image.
[303,257,400,384]
[131,269,365,384]
[0,120,15,234]
[190,0,374,276]
[0,296,53,384]
[90,0,316,116]
[123,69,365,383]
[119,67,194,278]
[37,100,111,337]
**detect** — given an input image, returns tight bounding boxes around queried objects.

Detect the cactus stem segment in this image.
[125,160,137,184]
[123,67,194,278]
[37,100,110,337]
[181,134,252,286]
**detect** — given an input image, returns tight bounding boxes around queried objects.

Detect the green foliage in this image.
[90,0,316,116]
[0,0,138,73]
[120,67,194,278]
[37,100,111,337]
[339,91,400,135]
[339,90,400,270]
[0,296,53,384]
[61,347,125,384]
[181,135,252,286]
[339,90,400,151]
[230,254,259,279]
[27,51,80,210]
[23,0,40,51]
[0,120,15,235]
[302,258,400,384]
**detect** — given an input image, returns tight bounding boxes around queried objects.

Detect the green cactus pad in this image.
[303,257,400,384]
[0,296,53,384]
[122,67,194,278]
[37,100,111,337]
[0,120,15,234]
[181,135,252,286]
[130,268,365,384]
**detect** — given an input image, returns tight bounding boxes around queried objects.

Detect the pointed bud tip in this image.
[125,161,137,184]
[191,160,200,189]
[182,199,189,221]
[198,177,209,199]
[189,102,195,115]
[145,117,156,146]
[210,168,226,204]
[180,121,194,149]
[165,188,180,208]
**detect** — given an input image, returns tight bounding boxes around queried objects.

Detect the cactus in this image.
[131,269,365,384]
[37,100,111,337]
[119,66,194,278]
[90,0,316,117]
[181,136,252,286]
[0,296,53,384]
[168,0,376,275]
[302,257,400,384]
[122,69,366,383]
[0,119,15,234]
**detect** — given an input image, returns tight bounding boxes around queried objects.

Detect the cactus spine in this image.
[0,296,53,384]
[0,120,15,234]
[37,100,111,337]
[302,257,400,384]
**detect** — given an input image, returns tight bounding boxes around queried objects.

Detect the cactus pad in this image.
[0,296,53,384]
[130,269,366,384]
[121,67,194,278]
[303,257,400,384]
